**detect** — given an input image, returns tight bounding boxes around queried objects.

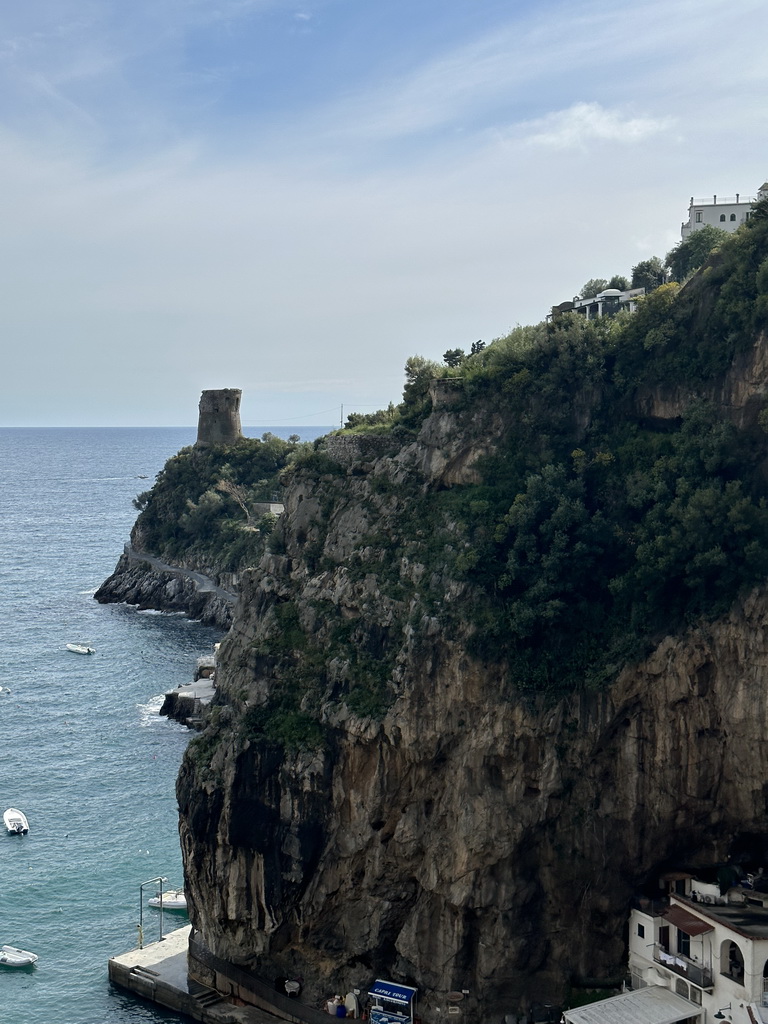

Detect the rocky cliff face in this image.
[94,545,236,629]
[175,323,768,1018]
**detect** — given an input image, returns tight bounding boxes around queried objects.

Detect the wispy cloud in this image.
[516,102,673,149]
[299,0,764,154]
[1,0,768,424]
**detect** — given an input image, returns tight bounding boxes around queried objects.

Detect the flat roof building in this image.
[680,181,768,239]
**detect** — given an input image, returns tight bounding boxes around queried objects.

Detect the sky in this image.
[1,0,767,426]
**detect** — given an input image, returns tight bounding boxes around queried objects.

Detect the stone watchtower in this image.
[195,389,243,446]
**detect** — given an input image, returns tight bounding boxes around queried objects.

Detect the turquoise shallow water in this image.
[0,426,327,1024]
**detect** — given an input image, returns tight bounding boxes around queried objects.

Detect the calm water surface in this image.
[0,426,327,1024]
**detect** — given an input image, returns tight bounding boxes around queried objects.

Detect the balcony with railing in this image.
[652,944,714,990]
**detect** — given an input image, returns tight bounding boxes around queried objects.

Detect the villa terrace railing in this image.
[653,946,714,990]
[690,194,757,206]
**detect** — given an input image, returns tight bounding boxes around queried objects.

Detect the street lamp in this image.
[714,1006,731,1020]
[138,876,167,949]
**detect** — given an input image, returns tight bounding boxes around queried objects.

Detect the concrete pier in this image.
[160,676,216,728]
[108,926,281,1024]
[160,642,221,728]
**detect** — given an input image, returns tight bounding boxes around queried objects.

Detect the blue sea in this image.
[0,426,329,1024]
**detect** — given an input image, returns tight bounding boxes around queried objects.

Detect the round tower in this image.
[195,389,243,446]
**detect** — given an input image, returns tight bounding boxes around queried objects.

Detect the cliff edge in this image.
[105,210,768,1017]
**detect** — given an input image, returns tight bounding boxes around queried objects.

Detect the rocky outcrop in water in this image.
[94,388,260,630]
[94,545,236,629]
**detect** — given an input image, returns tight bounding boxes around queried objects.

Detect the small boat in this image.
[148,888,187,911]
[66,643,95,655]
[0,945,38,967]
[3,809,29,835]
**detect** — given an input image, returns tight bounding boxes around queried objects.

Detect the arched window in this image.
[730,213,737,221]
[721,939,744,982]
[720,214,726,221]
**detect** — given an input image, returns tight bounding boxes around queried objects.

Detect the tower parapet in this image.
[196,389,243,446]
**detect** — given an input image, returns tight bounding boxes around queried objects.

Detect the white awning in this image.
[563,987,701,1024]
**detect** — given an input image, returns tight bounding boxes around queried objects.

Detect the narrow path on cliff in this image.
[125,543,238,605]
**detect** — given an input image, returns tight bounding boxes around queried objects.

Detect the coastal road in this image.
[124,543,238,605]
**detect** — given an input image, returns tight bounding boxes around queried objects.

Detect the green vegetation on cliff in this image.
[132,433,300,571]
[138,201,768,714]
[336,199,768,697]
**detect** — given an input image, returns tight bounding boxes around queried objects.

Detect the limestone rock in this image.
[173,348,768,1017]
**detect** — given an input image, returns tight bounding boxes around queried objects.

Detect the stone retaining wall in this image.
[322,434,395,467]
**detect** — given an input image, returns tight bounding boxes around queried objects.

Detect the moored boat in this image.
[148,887,187,911]
[0,944,38,967]
[3,808,29,835]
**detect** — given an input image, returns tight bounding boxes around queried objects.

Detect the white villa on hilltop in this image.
[681,181,768,239]
[549,178,767,322]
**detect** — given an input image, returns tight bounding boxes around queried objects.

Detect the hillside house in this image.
[681,181,768,239]
[548,286,645,323]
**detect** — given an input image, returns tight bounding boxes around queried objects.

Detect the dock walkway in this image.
[109,926,335,1024]
[109,926,280,1024]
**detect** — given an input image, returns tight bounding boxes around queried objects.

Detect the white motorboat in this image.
[66,643,95,655]
[0,945,38,967]
[148,887,187,911]
[3,808,29,835]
